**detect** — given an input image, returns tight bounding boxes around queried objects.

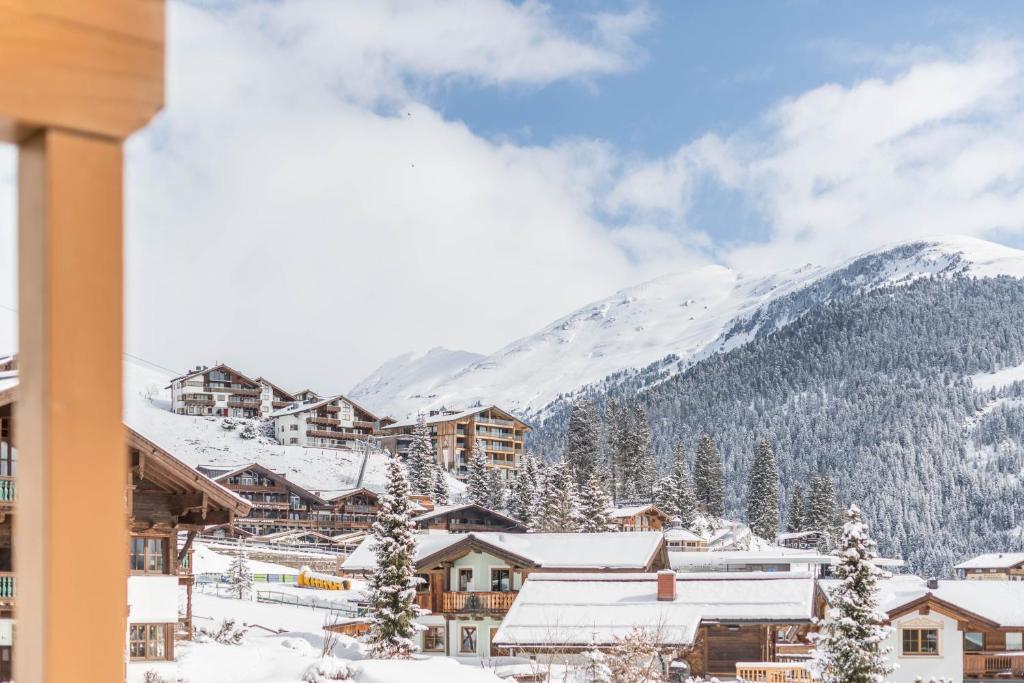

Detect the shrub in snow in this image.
[810,504,892,683]
[580,645,613,683]
[258,418,277,442]
[142,671,175,683]
[194,618,248,645]
[221,418,237,431]
[238,420,258,439]
[227,544,254,600]
[301,656,351,682]
[606,628,665,683]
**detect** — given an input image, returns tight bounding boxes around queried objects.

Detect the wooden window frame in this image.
[423,626,445,653]
[459,626,477,654]
[128,623,172,661]
[457,568,473,592]
[490,567,511,593]
[129,535,168,575]
[964,631,985,653]
[901,627,940,656]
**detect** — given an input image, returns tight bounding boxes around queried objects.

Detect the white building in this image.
[271,394,381,448]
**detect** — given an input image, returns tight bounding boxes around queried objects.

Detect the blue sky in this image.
[3,0,1024,388]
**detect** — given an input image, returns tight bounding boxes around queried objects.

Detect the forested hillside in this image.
[530,275,1024,575]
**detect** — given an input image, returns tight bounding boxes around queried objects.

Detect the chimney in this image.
[926,577,939,590]
[657,569,676,601]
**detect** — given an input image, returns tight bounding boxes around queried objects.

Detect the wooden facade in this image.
[381,406,529,480]
[610,504,670,532]
[412,504,528,534]
[168,363,264,418]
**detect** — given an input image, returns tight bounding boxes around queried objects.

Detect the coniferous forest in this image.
[530,275,1024,576]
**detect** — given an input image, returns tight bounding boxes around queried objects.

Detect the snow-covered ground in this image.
[177,591,507,683]
[349,236,1024,419]
[970,361,1024,391]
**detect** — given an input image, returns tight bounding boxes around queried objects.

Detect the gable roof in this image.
[868,577,1024,628]
[609,504,668,520]
[254,377,296,401]
[383,405,531,430]
[327,487,380,504]
[412,503,527,530]
[494,571,816,648]
[954,552,1024,570]
[342,531,665,573]
[166,362,261,389]
[209,462,329,506]
[269,393,380,421]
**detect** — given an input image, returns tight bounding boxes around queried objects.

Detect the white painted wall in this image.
[127,576,179,623]
[886,611,963,683]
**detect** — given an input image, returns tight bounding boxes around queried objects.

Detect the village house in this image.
[664,518,708,552]
[380,406,529,481]
[821,575,1024,682]
[254,376,298,416]
[777,530,827,550]
[270,395,382,448]
[955,553,1024,581]
[197,463,329,536]
[167,363,266,419]
[342,531,668,658]
[610,503,670,532]
[412,503,528,534]
[493,571,818,679]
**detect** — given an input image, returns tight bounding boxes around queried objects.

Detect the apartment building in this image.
[167,363,266,418]
[254,377,298,416]
[270,395,382,448]
[380,406,529,480]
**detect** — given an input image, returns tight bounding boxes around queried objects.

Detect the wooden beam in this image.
[15,128,127,683]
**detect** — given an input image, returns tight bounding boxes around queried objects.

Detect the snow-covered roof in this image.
[494,571,816,647]
[777,531,823,541]
[269,395,343,418]
[954,552,1024,570]
[0,371,16,406]
[383,405,528,430]
[342,531,664,573]
[411,503,525,528]
[670,550,829,570]
[609,504,666,519]
[664,528,704,543]
[821,575,1024,627]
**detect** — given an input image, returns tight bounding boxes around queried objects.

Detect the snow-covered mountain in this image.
[349,347,484,416]
[350,236,1024,419]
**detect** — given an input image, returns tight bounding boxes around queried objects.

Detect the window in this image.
[129,623,167,660]
[460,626,477,653]
[965,632,985,652]
[491,568,511,592]
[423,626,444,652]
[902,628,939,655]
[458,568,473,592]
[130,537,166,574]
[0,416,15,477]
[1007,632,1023,651]
[415,573,430,593]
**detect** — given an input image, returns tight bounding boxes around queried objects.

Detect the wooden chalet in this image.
[342,531,667,658]
[167,363,264,418]
[325,488,381,533]
[609,503,670,532]
[777,530,827,550]
[412,503,528,534]
[955,553,1024,581]
[270,395,383,448]
[197,463,328,536]
[380,405,529,481]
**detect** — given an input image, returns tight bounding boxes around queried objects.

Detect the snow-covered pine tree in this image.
[508,452,541,525]
[604,399,625,500]
[656,442,699,527]
[807,475,842,550]
[486,468,506,510]
[565,397,601,489]
[366,455,422,659]
[746,438,780,541]
[627,404,657,500]
[692,433,724,517]
[580,643,613,683]
[465,440,491,507]
[579,472,615,532]
[810,504,893,683]
[535,461,583,532]
[431,464,449,505]
[227,543,254,600]
[405,412,436,495]
[786,481,807,533]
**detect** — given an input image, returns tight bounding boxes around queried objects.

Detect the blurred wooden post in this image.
[0,3,165,681]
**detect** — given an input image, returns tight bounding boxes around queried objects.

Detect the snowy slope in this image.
[349,347,484,416]
[351,236,1024,419]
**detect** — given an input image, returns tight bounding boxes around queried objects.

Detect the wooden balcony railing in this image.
[965,653,1024,678]
[322,405,340,413]
[307,416,340,427]
[0,476,14,503]
[307,429,359,440]
[736,662,811,683]
[442,591,517,614]
[0,573,16,600]
[272,400,292,408]
[228,400,260,409]
[353,420,376,430]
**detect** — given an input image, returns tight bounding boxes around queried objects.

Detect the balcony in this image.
[442,591,517,615]
[476,417,515,427]
[0,476,14,503]
[228,399,260,409]
[353,420,376,430]
[965,653,1024,678]
[182,394,214,405]
[306,429,359,441]
[735,663,811,683]
[272,400,292,408]
[206,384,260,396]
[322,405,341,413]
[307,416,340,427]
[0,573,15,602]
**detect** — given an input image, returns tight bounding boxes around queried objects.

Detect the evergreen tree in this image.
[366,455,421,659]
[786,481,807,533]
[580,643,613,683]
[628,404,657,500]
[431,465,449,505]
[565,397,602,489]
[227,543,254,600]
[536,461,583,532]
[508,452,542,525]
[746,438,780,541]
[806,475,842,549]
[405,412,436,495]
[693,433,725,517]
[486,468,506,510]
[579,472,615,532]
[810,505,893,683]
[605,399,626,500]
[655,441,698,527]
[465,440,490,507]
